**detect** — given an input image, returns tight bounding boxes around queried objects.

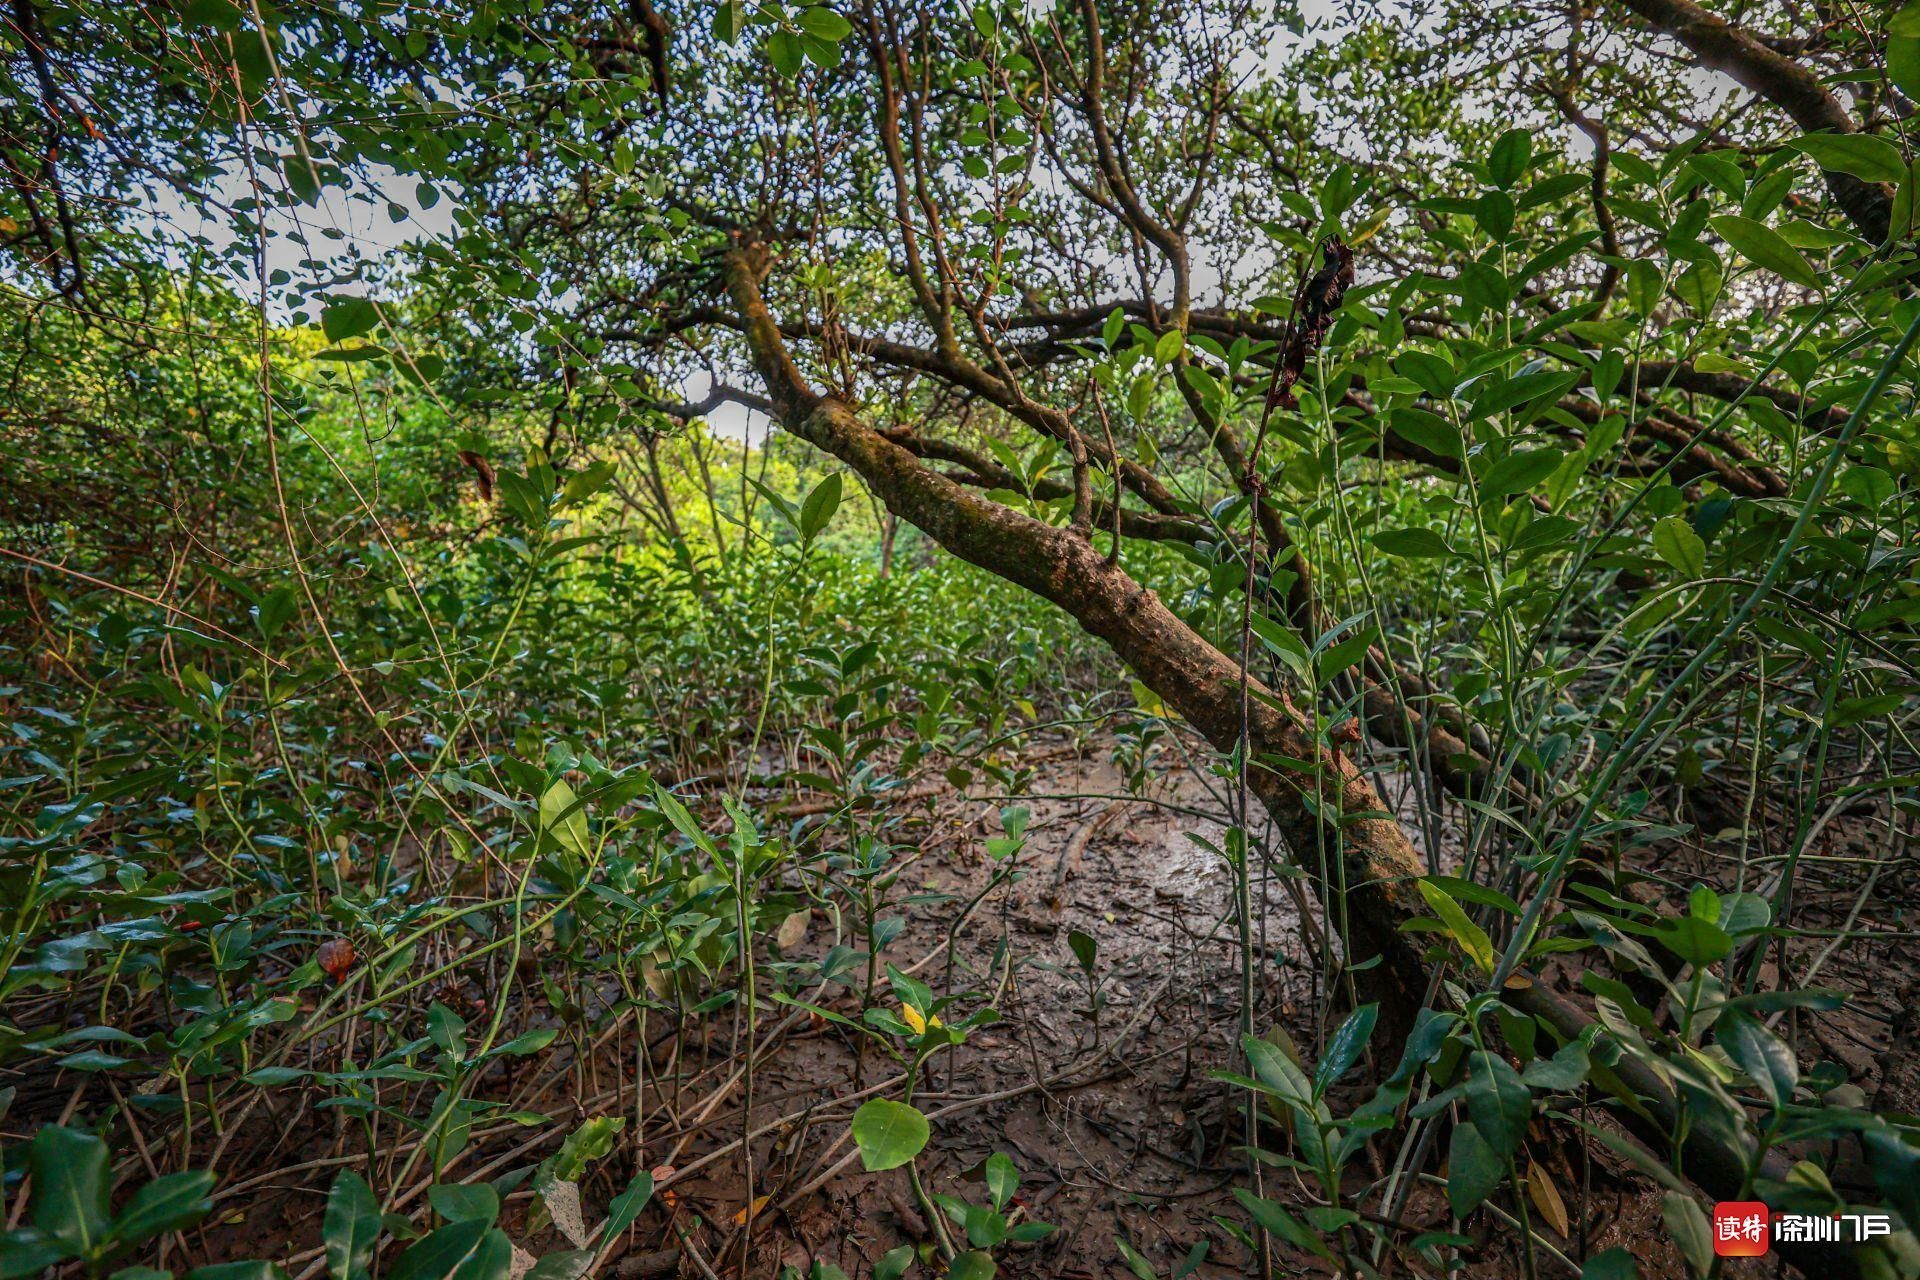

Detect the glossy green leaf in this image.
[800,473,843,541]
[1717,1009,1797,1109]
[1415,879,1495,973]
[1661,1193,1712,1275]
[30,1127,110,1256]
[1446,1120,1504,1217]
[1651,516,1705,577]
[427,1184,498,1227]
[1465,1050,1531,1159]
[387,1220,494,1280]
[1709,215,1820,289]
[850,1099,930,1172]
[1788,133,1907,185]
[324,1171,381,1280]
[112,1171,215,1245]
[1313,1003,1377,1098]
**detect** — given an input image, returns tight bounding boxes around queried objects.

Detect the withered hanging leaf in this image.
[458,450,496,502]
[1268,235,1356,410]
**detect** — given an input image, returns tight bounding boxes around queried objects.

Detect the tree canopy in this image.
[4,1,1920,1277]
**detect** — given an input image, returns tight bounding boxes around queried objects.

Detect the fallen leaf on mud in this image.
[776,909,809,950]
[545,1178,591,1246]
[1527,1162,1571,1236]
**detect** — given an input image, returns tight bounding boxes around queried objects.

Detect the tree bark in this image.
[1614,0,1893,241]
[719,238,1433,1022]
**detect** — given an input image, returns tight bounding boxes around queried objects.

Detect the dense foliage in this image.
[3,0,1920,1278]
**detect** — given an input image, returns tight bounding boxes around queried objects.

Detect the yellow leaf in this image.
[1526,1162,1571,1237]
[901,1005,940,1035]
[775,909,809,950]
[1348,205,1394,246]
[732,1194,769,1226]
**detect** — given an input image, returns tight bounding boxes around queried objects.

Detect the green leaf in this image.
[1114,1237,1158,1280]
[523,1253,592,1280]
[983,1154,1018,1212]
[324,1171,381,1280]
[1470,370,1580,420]
[1522,1039,1590,1092]
[851,1099,930,1171]
[1661,1192,1712,1275]
[0,1231,72,1279]
[1465,1050,1531,1159]
[1415,879,1495,973]
[1475,190,1515,239]
[1373,528,1456,559]
[1243,1033,1314,1108]
[1892,36,1920,102]
[1708,215,1820,289]
[1657,914,1732,968]
[1067,929,1097,975]
[546,1117,625,1182]
[1478,448,1565,497]
[767,29,803,77]
[541,779,592,860]
[795,6,852,40]
[1520,172,1591,211]
[497,470,549,525]
[1313,1004,1377,1098]
[873,1245,917,1280]
[560,461,617,507]
[1788,133,1908,185]
[1831,692,1905,728]
[1390,407,1463,459]
[1687,152,1747,201]
[800,473,843,541]
[1154,327,1185,363]
[600,1171,654,1243]
[1581,1247,1640,1280]
[1446,1120,1504,1216]
[30,1127,111,1256]
[427,1001,468,1060]
[1865,1128,1920,1233]
[322,297,380,344]
[1126,372,1154,418]
[427,1184,498,1227]
[1717,1009,1797,1109]
[490,1029,557,1057]
[1650,516,1705,577]
[1488,129,1533,190]
[112,1171,215,1245]
[946,1252,995,1280]
[1231,1190,1337,1262]
[185,1265,286,1280]
[1247,610,1310,678]
[458,1232,510,1280]
[387,1220,502,1280]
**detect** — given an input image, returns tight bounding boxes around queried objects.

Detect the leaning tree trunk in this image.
[719,240,1432,1021]
[715,238,1869,1280]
